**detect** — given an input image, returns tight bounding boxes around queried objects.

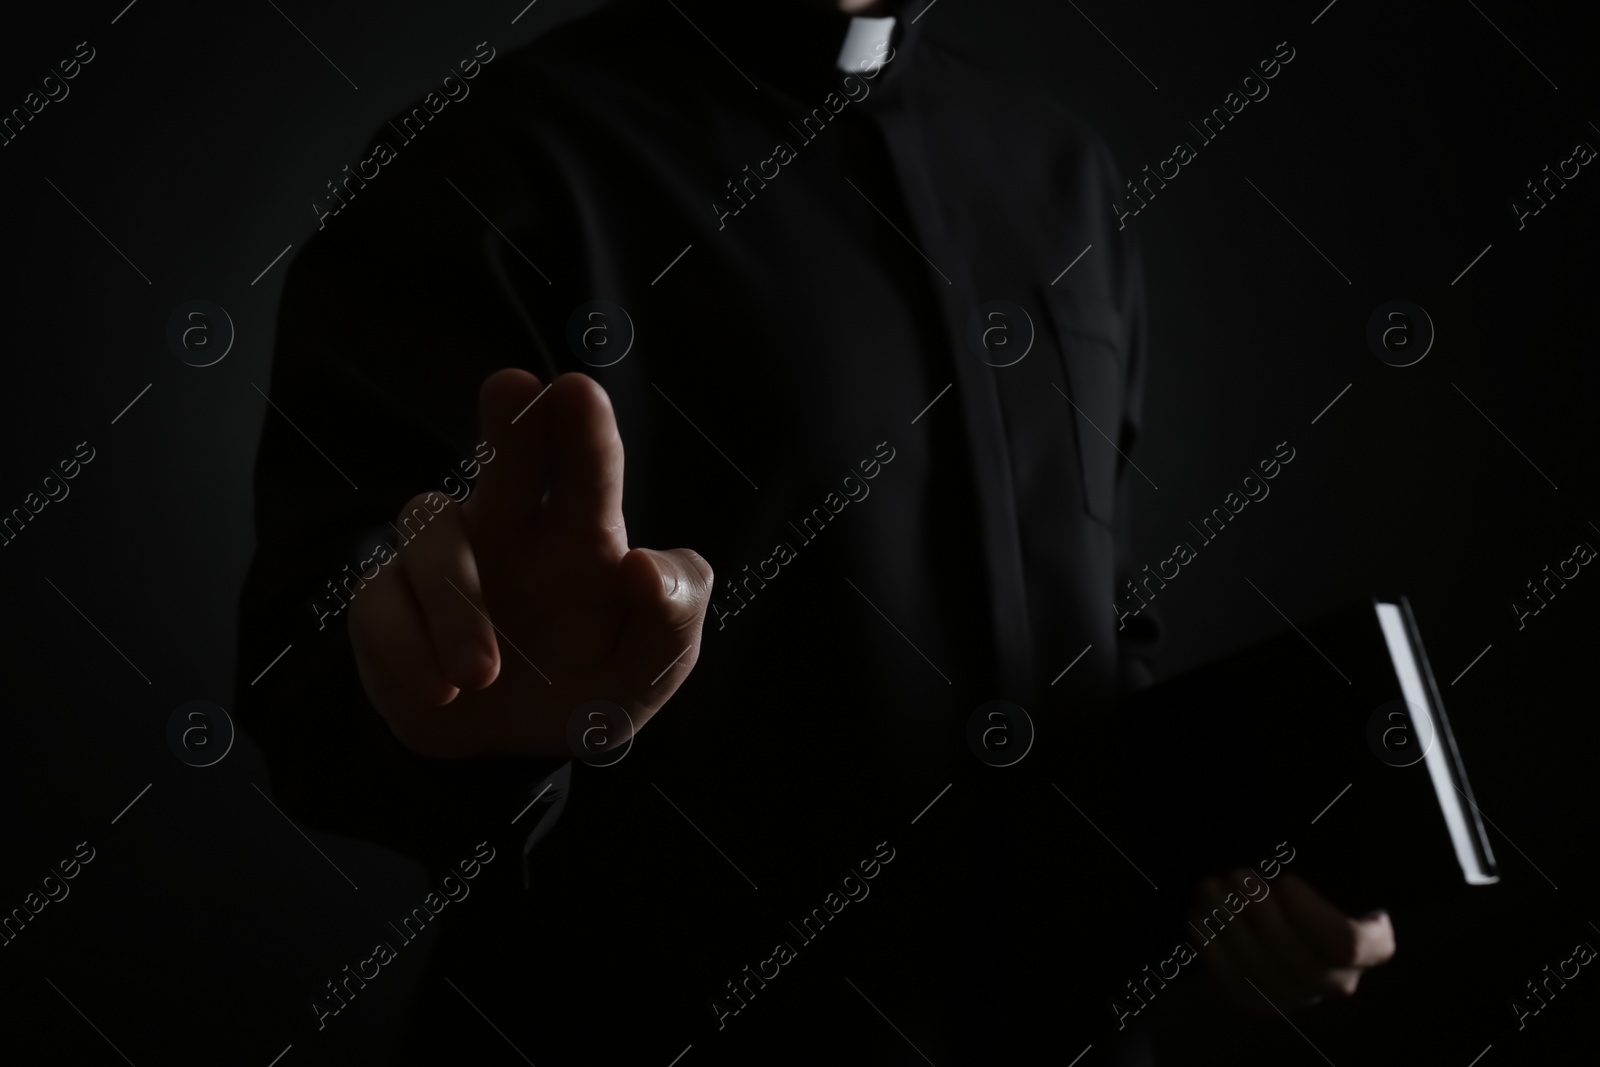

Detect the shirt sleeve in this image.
[232,91,571,878]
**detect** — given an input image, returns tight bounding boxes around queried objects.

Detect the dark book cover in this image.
[1118,597,1497,927]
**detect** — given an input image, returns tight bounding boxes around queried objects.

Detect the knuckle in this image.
[399,490,435,517]
[685,550,714,591]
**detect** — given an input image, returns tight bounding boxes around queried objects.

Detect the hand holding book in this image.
[1187,870,1396,1013]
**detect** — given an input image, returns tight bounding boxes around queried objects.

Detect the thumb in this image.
[1351,910,1397,968]
[613,547,714,708]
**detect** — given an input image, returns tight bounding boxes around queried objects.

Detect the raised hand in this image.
[348,368,714,759]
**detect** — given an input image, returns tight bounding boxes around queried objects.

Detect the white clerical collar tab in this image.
[836,16,896,74]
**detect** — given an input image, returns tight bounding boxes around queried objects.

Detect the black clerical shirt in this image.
[237,1,1159,1063]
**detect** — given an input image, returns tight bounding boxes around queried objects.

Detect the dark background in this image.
[0,0,1594,1063]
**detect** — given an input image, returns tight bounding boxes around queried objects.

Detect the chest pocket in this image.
[1042,285,1126,527]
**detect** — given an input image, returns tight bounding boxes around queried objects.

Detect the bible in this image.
[1117,596,1498,920]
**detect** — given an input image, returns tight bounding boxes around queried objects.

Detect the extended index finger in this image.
[464,367,551,537]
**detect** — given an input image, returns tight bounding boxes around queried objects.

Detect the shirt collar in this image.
[658,0,920,96]
[836,15,896,74]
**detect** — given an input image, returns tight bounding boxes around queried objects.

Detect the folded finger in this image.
[348,556,458,715]
[394,492,499,690]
